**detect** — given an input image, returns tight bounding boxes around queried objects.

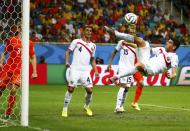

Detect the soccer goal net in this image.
[0,0,29,127]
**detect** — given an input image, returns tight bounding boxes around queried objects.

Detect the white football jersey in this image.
[115,40,137,69]
[69,39,96,71]
[145,47,178,75]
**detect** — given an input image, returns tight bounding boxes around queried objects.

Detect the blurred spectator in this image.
[96,57,104,64]
[27,0,190,45]
[39,56,46,64]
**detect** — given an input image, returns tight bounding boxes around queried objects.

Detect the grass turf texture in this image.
[1,85,190,131]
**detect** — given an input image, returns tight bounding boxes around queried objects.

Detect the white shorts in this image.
[66,68,93,88]
[117,67,134,86]
[136,41,151,64]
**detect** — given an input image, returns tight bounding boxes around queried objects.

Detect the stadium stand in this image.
[28,0,189,45]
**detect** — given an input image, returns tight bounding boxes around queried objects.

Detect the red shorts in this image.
[133,71,144,82]
[0,70,21,88]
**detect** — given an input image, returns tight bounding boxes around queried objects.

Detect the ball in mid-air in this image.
[124,13,138,25]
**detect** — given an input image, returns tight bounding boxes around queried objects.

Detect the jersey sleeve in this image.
[115,40,123,51]
[68,39,77,51]
[29,40,35,57]
[171,55,178,68]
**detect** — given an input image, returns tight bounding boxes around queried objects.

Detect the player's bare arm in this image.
[0,51,7,67]
[107,49,118,70]
[166,67,177,79]
[30,54,38,79]
[91,57,99,77]
[65,49,72,68]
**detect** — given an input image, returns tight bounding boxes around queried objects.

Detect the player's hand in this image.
[31,73,38,79]
[66,63,70,68]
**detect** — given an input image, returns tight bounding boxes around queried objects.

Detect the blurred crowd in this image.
[0,0,189,45]
[30,0,190,45]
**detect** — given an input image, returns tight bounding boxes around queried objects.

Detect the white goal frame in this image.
[21,0,29,126]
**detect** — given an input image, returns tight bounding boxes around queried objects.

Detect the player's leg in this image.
[115,86,128,113]
[0,71,8,98]
[115,73,133,113]
[62,69,78,117]
[83,71,93,116]
[109,62,147,85]
[5,72,20,118]
[104,26,147,48]
[5,84,18,118]
[132,72,144,111]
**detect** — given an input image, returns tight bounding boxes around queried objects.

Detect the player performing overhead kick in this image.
[107,25,144,112]
[105,25,180,82]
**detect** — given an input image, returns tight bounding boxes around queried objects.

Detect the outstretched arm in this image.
[91,57,99,77]
[0,51,7,67]
[107,49,117,70]
[30,54,38,78]
[65,49,71,68]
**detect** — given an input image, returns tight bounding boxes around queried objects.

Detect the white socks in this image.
[115,30,134,43]
[63,91,72,108]
[85,93,92,106]
[116,87,128,109]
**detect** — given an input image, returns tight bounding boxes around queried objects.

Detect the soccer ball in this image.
[124,13,138,25]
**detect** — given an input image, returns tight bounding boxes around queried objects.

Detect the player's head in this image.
[165,37,180,52]
[128,24,136,36]
[10,25,21,36]
[83,25,93,40]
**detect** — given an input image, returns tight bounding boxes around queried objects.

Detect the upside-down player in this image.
[105,23,180,84]
[0,25,38,119]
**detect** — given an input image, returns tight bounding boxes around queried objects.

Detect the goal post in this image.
[21,0,29,126]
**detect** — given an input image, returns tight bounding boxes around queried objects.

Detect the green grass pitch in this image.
[1,85,190,131]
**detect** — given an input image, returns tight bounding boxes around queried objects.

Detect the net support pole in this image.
[21,0,30,126]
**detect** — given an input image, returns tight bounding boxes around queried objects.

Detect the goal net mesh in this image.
[0,0,22,126]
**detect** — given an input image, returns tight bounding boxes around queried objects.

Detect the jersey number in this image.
[79,46,82,52]
[17,48,21,55]
[123,49,128,55]
[127,77,132,83]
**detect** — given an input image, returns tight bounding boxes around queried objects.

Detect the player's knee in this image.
[68,86,75,93]
[137,81,144,87]
[124,87,129,92]
[86,87,93,94]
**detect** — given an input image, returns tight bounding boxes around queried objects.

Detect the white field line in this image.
[0,118,50,131]
[27,126,50,131]
[140,103,190,111]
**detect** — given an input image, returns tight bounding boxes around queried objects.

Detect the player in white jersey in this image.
[62,25,99,117]
[107,40,137,112]
[105,26,180,80]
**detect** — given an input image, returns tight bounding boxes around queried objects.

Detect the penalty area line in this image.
[27,126,50,131]
[140,103,190,111]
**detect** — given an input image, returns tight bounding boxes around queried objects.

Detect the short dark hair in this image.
[83,25,93,30]
[170,37,180,51]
